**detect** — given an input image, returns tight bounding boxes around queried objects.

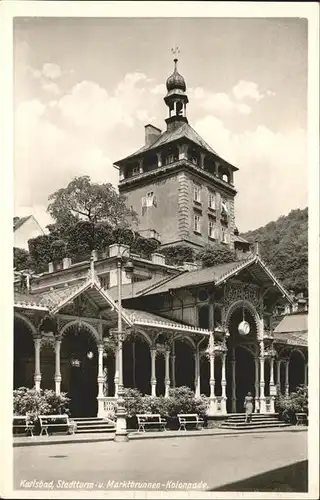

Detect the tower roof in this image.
[166,58,186,93]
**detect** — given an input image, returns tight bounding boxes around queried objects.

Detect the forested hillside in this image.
[241,208,308,295]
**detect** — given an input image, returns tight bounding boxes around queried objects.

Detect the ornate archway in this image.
[60,322,99,417]
[225,302,259,413]
[14,315,35,389]
[123,331,151,395]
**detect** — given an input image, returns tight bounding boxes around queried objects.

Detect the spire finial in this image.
[171,45,180,70]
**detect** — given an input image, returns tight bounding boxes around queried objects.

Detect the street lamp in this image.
[114,233,136,442]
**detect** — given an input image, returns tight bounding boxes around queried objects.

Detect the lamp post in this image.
[114,234,136,442]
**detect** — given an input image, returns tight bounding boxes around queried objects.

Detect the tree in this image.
[158,245,195,266]
[196,244,237,268]
[241,208,308,294]
[14,247,31,271]
[47,175,138,227]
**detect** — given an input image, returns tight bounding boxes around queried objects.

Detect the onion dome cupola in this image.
[164,52,189,130]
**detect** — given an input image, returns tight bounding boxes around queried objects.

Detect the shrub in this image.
[13,387,70,421]
[196,244,237,268]
[275,385,308,424]
[142,396,169,417]
[165,386,208,418]
[122,388,145,418]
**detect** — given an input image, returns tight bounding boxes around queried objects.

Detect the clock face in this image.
[238,320,250,336]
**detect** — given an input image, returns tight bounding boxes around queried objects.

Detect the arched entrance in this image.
[14,316,35,389]
[61,326,98,417]
[226,302,258,413]
[289,350,305,391]
[123,334,151,395]
[174,338,195,390]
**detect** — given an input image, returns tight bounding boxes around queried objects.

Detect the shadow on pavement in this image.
[210,460,308,492]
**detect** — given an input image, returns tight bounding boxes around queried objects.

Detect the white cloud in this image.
[232,80,275,101]
[150,83,166,95]
[195,115,307,230]
[14,72,160,219]
[41,81,60,95]
[202,92,252,115]
[42,63,62,80]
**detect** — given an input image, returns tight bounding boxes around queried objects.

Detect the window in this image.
[193,183,201,203]
[194,213,201,234]
[165,154,175,165]
[221,198,229,215]
[208,219,217,239]
[221,227,230,244]
[142,191,157,208]
[208,191,216,210]
[132,166,140,176]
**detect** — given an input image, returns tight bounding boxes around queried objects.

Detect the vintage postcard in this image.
[0,1,319,499]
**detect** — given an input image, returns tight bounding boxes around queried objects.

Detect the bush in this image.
[166,386,208,418]
[122,388,145,418]
[196,244,237,268]
[13,387,70,421]
[158,245,195,266]
[142,395,169,417]
[275,385,308,424]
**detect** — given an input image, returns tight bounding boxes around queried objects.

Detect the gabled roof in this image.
[125,308,210,335]
[274,313,308,334]
[115,122,237,171]
[140,253,293,303]
[14,216,32,231]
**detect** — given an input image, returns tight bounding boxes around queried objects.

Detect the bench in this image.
[136,414,167,432]
[296,412,308,426]
[178,413,204,431]
[13,416,35,436]
[38,414,74,436]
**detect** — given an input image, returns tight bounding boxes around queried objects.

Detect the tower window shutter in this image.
[141,196,147,207]
[153,195,158,207]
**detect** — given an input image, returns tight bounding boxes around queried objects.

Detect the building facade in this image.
[13,58,308,420]
[114,58,241,251]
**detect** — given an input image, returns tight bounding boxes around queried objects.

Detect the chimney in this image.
[145,124,161,146]
[151,253,166,266]
[48,262,54,273]
[63,257,72,269]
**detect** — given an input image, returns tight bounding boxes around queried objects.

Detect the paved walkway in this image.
[14,430,308,492]
[13,425,307,447]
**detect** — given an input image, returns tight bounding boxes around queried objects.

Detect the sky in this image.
[14,16,308,232]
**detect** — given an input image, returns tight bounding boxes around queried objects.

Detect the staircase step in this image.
[72,416,115,434]
[221,423,290,429]
[76,428,115,434]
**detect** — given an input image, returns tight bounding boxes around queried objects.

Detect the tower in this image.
[113,55,242,251]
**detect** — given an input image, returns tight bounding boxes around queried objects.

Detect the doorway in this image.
[227,345,255,413]
[61,327,98,417]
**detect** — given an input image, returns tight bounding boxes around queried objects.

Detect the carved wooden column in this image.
[194,350,201,398]
[259,355,266,413]
[150,347,157,396]
[221,353,227,411]
[97,343,105,417]
[164,349,171,398]
[54,337,62,395]
[34,337,41,391]
[254,356,259,412]
[276,359,281,393]
[209,351,215,399]
[231,348,236,413]
[285,359,289,395]
[171,342,176,388]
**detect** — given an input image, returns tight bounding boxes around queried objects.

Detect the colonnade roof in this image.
[139,253,293,303]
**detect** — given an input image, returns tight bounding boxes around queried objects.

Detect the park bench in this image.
[38,414,74,436]
[13,416,35,436]
[136,414,167,432]
[178,413,204,431]
[296,412,308,426]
